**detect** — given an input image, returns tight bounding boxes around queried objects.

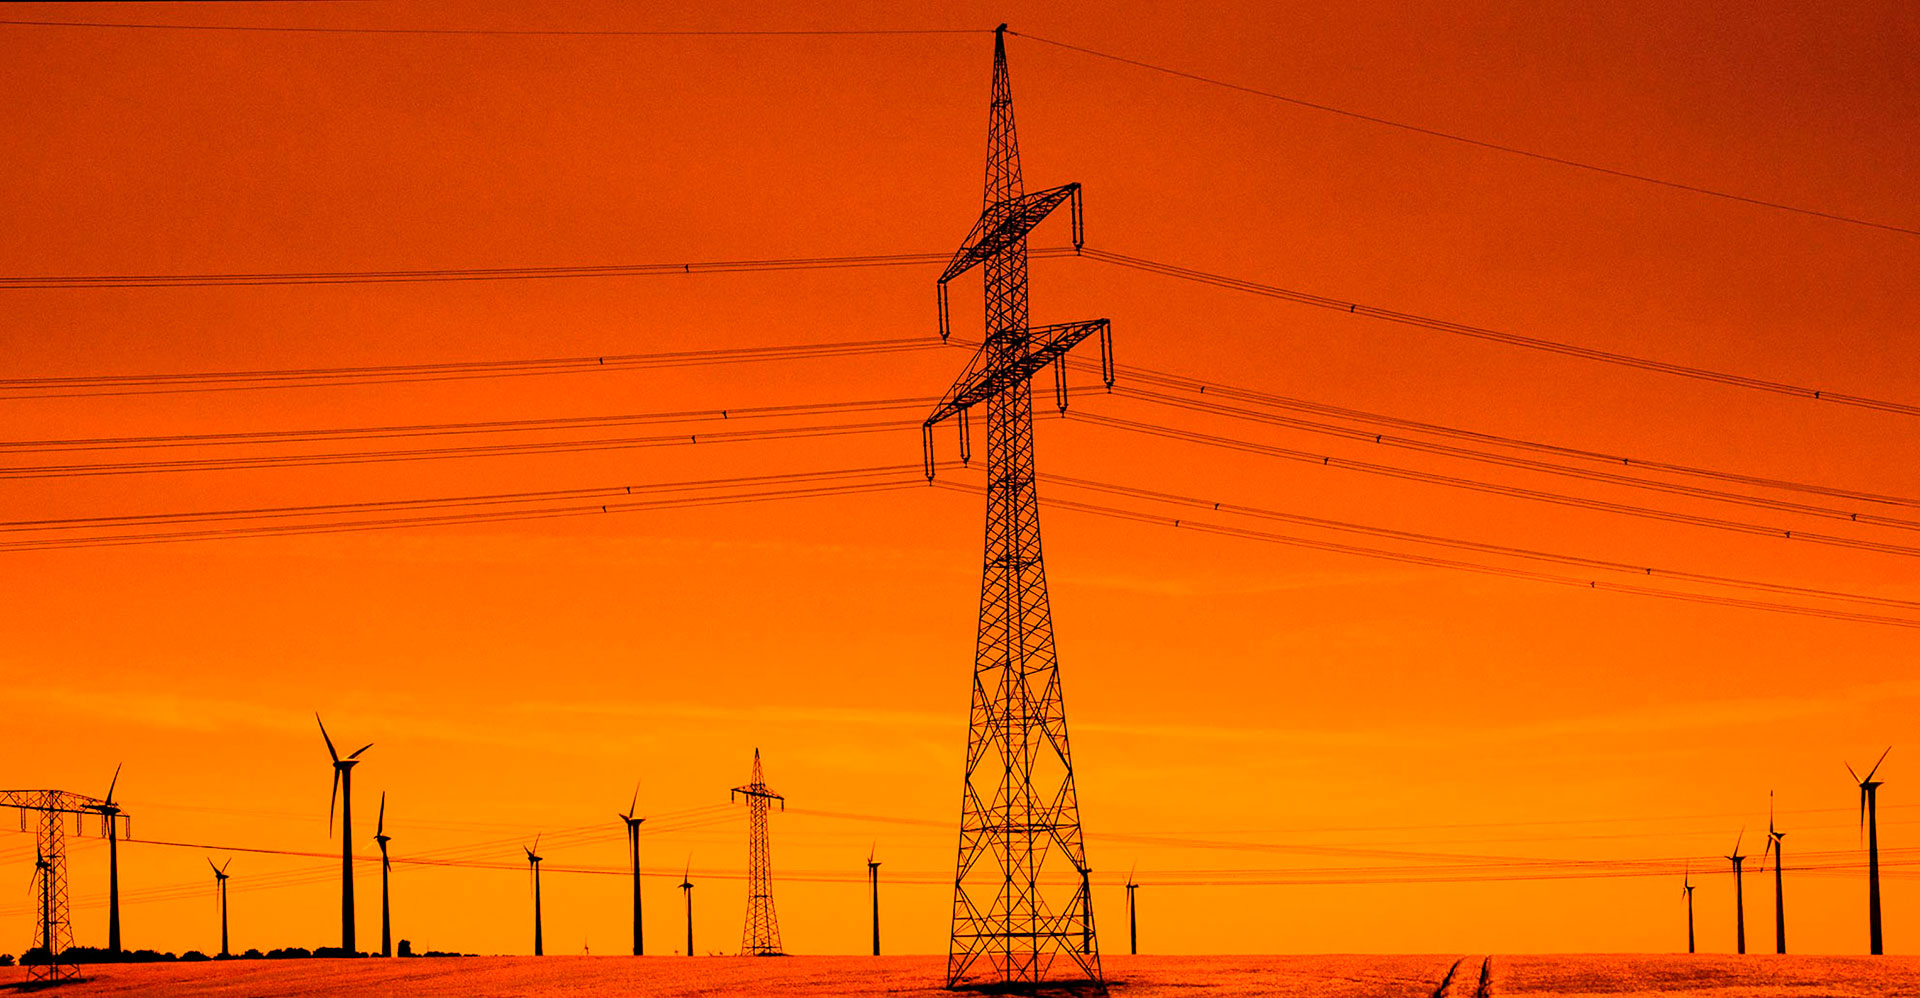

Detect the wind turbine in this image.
[1125,865,1139,955]
[679,859,694,956]
[208,858,231,958]
[318,713,372,955]
[1848,746,1892,955]
[1682,866,1696,954]
[618,785,645,956]
[83,763,127,955]
[1764,791,1786,954]
[375,793,393,958]
[525,835,544,957]
[866,844,881,956]
[1727,831,1747,955]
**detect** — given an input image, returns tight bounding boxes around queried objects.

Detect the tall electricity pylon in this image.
[923,25,1111,991]
[2,789,128,982]
[731,749,785,956]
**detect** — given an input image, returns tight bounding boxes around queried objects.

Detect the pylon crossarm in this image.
[924,319,1109,435]
[0,790,106,815]
[939,183,1082,287]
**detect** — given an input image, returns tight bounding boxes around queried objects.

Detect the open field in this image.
[20,954,1920,997]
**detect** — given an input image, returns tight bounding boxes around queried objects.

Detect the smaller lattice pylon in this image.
[730,749,786,956]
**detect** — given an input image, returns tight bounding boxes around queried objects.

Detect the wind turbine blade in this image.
[208,858,220,876]
[330,768,341,837]
[630,783,640,817]
[1866,745,1892,782]
[1847,761,1862,783]
[377,792,386,837]
[317,713,339,763]
[222,859,231,874]
[106,762,122,804]
[534,832,542,853]
[350,742,373,760]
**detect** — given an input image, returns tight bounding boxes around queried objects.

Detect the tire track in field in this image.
[1430,955,1493,997]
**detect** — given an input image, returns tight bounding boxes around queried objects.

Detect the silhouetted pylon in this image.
[208,858,231,958]
[1764,791,1785,954]
[317,714,371,955]
[867,845,881,956]
[525,835,545,956]
[618,784,645,956]
[1728,831,1747,955]
[375,793,393,958]
[1848,746,1891,955]
[730,749,785,956]
[679,860,694,956]
[922,24,1111,992]
[1682,866,1696,954]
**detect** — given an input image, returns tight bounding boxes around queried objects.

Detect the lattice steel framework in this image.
[923,25,1111,992]
[2,789,124,983]
[731,749,785,956]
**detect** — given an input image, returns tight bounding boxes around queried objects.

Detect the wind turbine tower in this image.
[922,24,1112,992]
[867,845,881,956]
[1682,867,1696,954]
[1849,746,1891,955]
[81,765,129,955]
[209,858,232,958]
[1728,832,1747,955]
[1126,867,1139,956]
[1764,792,1786,954]
[375,793,393,958]
[679,861,694,956]
[619,785,646,956]
[525,836,545,957]
[317,714,372,955]
[730,749,786,956]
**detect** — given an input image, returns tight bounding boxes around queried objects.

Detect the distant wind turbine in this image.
[866,844,881,956]
[1682,866,1696,954]
[679,859,694,956]
[1764,791,1786,954]
[208,858,232,958]
[525,835,545,957]
[1848,746,1892,955]
[83,764,127,955]
[1728,831,1747,955]
[375,792,393,958]
[618,784,645,956]
[1125,865,1139,955]
[317,713,372,955]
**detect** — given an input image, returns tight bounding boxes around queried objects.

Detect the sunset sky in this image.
[2,0,1916,961]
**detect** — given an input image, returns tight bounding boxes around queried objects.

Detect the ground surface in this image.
[15,954,1920,997]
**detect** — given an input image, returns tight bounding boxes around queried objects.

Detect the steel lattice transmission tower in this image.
[731,749,786,956]
[923,24,1112,992]
[2,789,128,982]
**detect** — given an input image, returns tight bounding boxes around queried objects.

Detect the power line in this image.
[0,417,919,480]
[1113,386,1920,532]
[0,470,933,553]
[1075,412,1920,561]
[1091,359,1920,511]
[0,19,990,38]
[1040,473,1920,613]
[0,394,948,453]
[1083,247,1920,419]
[1008,32,1918,238]
[0,247,1078,291]
[0,337,949,401]
[931,482,1920,629]
[0,465,923,534]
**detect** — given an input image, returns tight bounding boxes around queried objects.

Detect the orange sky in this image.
[2,0,1917,960]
